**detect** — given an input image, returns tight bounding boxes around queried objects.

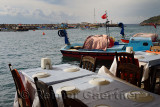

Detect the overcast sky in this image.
[0,0,159,24]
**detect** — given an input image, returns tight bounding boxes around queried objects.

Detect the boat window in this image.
[143,42,148,46]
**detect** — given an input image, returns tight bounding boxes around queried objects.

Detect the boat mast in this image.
[105,11,110,36]
[105,10,110,51]
[94,8,96,24]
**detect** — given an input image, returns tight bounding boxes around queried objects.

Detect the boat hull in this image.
[61,50,115,60]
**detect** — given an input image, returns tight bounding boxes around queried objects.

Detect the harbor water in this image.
[0,24,159,106]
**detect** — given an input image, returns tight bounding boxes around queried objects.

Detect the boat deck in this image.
[107,44,126,51]
[61,43,126,52]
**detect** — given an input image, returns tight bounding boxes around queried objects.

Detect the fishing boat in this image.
[119,23,159,43]
[58,29,157,61]
[89,26,99,30]
[120,33,158,44]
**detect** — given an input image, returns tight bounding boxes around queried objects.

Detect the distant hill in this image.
[140,15,160,25]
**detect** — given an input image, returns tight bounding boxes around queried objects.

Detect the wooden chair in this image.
[117,63,144,87]
[150,66,160,93]
[34,77,58,107]
[79,56,97,72]
[150,46,160,52]
[61,90,88,107]
[115,52,135,65]
[115,52,139,76]
[8,64,31,107]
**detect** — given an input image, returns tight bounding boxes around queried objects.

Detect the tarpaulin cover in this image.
[82,35,113,51]
[132,33,158,42]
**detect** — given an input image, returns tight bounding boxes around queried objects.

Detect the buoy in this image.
[42,32,45,35]
[33,30,35,31]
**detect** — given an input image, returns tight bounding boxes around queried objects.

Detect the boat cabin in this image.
[128,37,153,51]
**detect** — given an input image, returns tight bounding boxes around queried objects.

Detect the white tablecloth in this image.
[22,64,95,85]
[50,66,160,107]
[136,51,160,67]
[14,64,96,107]
[97,66,160,107]
[14,64,160,107]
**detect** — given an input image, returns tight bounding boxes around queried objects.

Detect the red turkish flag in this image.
[150,23,157,29]
[101,13,107,19]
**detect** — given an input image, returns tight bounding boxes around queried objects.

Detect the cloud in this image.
[0,0,159,24]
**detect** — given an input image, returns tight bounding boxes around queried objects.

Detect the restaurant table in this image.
[14,64,160,107]
[52,67,160,107]
[135,51,160,67]
[21,64,95,85]
[14,64,96,107]
[109,51,160,81]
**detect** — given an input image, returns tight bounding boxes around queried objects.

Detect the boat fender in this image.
[58,30,66,37]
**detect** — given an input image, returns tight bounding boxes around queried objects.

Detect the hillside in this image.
[140,15,160,25]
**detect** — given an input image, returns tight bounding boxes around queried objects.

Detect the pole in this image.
[105,11,110,37]
[105,10,110,50]
[94,8,95,24]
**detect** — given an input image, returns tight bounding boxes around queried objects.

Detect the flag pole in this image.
[105,10,110,37]
[105,10,110,50]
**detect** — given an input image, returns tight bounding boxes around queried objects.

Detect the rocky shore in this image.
[140,15,160,26]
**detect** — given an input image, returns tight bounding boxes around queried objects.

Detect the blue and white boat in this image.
[58,29,158,61]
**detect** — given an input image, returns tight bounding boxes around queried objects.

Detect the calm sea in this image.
[0,24,159,106]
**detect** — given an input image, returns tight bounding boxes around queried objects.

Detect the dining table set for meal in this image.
[110,51,160,82]
[13,62,160,107]
[22,64,94,85]
[135,51,160,67]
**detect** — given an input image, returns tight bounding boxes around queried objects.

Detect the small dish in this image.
[56,86,79,95]
[145,53,158,55]
[95,104,111,107]
[89,77,110,86]
[63,67,80,72]
[124,91,154,102]
[32,72,51,78]
[134,55,144,59]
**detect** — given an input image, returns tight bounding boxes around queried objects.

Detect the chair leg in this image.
[143,78,150,91]
[150,68,158,92]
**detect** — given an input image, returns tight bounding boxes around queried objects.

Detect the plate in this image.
[145,53,158,55]
[89,78,110,86]
[124,91,154,102]
[32,72,51,78]
[134,55,144,59]
[56,86,79,95]
[63,67,80,72]
[95,104,111,107]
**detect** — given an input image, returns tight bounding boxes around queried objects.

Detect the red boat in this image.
[120,38,129,43]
